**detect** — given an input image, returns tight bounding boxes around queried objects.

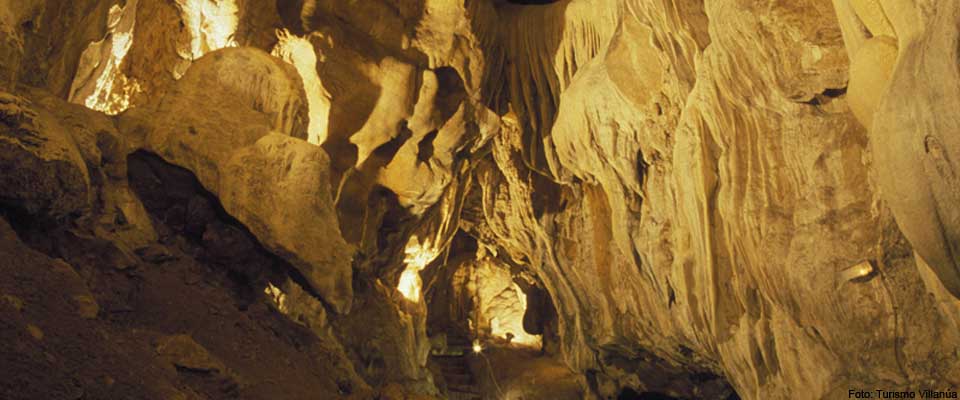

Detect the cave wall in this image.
[1,0,960,399]
[471,0,960,398]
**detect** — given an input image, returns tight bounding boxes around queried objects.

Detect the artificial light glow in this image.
[69,0,142,115]
[472,340,483,354]
[489,282,541,346]
[173,0,238,78]
[264,282,287,312]
[397,236,440,301]
[473,260,542,347]
[841,260,876,282]
[404,237,440,270]
[398,268,423,301]
[271,29,332,145]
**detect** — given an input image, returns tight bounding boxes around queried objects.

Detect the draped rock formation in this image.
[1,0,960,399]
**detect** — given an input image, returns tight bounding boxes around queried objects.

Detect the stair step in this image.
[445,374,472,385]
[430,349,481,399]
[449,383,481,393]
[433,356,469,364]
[448,392,482,400]
[442,368,469,376]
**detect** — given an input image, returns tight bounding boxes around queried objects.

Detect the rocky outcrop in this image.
[837,0,960,300]
[0,92,91,218]
[156,334,226,373]
[0,0,43,90]
[119,46,353,314]
[119,46,309,185]
[0,187,380,400]
[21,87,157,250]
[220,133,353,314]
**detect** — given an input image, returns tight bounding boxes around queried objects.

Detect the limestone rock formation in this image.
[0,92,91,218]
[221,133,353,314]
[842,0,960,300]
[3,0,960,399]
[0,0,44,90]
[156,334,227,373]
[120,46,353,314]
[22,87,158,251]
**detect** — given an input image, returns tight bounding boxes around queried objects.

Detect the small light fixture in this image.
[472,339,483,354]
[840,260,877,283]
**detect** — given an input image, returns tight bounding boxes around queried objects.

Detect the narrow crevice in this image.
[637,150,648,187]
[417,130,438,163]
[801,86,848,106]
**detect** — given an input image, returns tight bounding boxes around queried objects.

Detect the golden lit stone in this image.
[174,0,238,61]
[840,260,876,283]
[850,0,896,38]
[68,0,142,115]
[472,258,541,348]
[398,235,439,302]
[272,29,331,145]
[847,35,897,126]
[264,282,288,313]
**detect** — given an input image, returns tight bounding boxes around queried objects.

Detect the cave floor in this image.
[0,217,367,400]
[465,346,584,400]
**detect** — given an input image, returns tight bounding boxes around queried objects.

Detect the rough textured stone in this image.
[845,0,960,301]
[0,92,90,218]
[23,87,158,250]
[221,133,354,313]
[120,46,309,187]
[0,0,43,91]
[156,334,225,372]
[458,1,960,398]
[120,47,353,313]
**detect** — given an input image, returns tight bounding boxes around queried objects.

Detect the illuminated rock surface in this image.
[2,0,960,399]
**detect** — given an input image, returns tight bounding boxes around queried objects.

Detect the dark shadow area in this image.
[417,130,439,163]
[434,66,467,122]
[473,0,570,174]
[275,0,308,35]
[0,150,364,399]
[424,231,479,339]
[335,122,413,245]
[531,171,568,219]
[126,150,323,308]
